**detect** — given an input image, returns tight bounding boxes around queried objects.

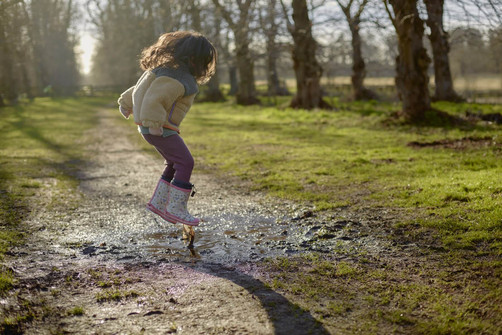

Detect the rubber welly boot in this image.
[164,184,200,226]
[146,179,176,224]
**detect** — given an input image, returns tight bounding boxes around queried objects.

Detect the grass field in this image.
[175,99,502,255]
[305,75,502,91]
[182,98,502,333]
[257,75,502,103]
[113,96,502,254]
[0,97,106,294]
[121,96,502,333]
[2,96,501,333]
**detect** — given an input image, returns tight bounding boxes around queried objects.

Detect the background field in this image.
[1,97,501,333]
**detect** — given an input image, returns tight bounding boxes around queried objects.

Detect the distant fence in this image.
[320,84,502,104]
[76,83,502,104]
[75,85,125,97]
[458,90,502,104]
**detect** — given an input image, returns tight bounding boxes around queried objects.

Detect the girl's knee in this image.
[185,155,194,171]
[177,154,194,172]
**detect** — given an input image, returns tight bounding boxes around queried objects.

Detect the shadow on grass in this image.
[198,262,329,335]
[384,108,477,130]
[0,98,96,273]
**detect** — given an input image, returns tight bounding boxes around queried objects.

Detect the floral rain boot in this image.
[164,184,200,226]
[146,179,176,224]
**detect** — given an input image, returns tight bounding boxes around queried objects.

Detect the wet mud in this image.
[1,109,415,334]
[407,136,501,150]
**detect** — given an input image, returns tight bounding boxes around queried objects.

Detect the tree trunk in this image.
[266,49,289,96]
[388,0,431,122]
[349,17,378,100]
[267,44,282,96]
[203,75,225,101]
[289,0,330,109]
[228,65,238,96]
[16,49,34,101]
[188,0,224,101]
[0,15,17,104]
[212,0,259,105]
[336,0,378,101]
[264,0,288,96]
[188,0,202,31]
[11,2,34,100]
[424,0,463,102]
[220,25,238,96]
[235,35,260,105]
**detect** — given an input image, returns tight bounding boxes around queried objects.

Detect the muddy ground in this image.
[1,109,431,334]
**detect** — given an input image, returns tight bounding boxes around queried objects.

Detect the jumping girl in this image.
[117,31,217,226]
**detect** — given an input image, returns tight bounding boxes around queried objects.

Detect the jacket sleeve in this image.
[117,86,134,111]
[140,76,185,129]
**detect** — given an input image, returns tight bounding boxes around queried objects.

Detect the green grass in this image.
[95,289,139,303]
[67,306,85,316]
[0,268,14,293]
[263,252,502,334]
[170,98,501,333]
[0,97,106,295]
[106,96,502,332]
[1,95,500,333]
[173,99,502,254]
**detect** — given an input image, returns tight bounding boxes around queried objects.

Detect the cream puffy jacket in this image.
[117,66,198,132]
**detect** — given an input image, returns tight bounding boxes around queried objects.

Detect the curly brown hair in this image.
[140,31,217,84]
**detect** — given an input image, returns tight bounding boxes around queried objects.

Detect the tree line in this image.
[0,0,80,106]
[1,0,501,122]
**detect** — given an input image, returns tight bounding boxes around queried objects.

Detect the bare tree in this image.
[449,27,489,78]
[13,1,34,101]
[0,1,21,105]
[488,27,502,74]
[383,0,431,122]
[188,1,225,101]
[26,0,80,95]
[87,0,158,86]
[453,0,502,26]
[0,0,79,104]
[280,0,331,109]
[154,0,189,35]
[220,27,239,96]
[212,0,260,105]
[259,0,289,96]
[424,0,463,102]
[335,0,378,100]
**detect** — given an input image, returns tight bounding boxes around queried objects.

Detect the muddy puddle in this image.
[1,110,416,334]
[142,211,286,263]
[141,201,394,265]
[23,110,395,269]
[53,169,394,267]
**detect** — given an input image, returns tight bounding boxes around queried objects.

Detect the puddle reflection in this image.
[141,210,296,263]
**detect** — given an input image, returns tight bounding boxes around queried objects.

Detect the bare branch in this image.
[0,0,23,13]
[382,0,396,28]
[211,0,236,28]
[279,0,294,32]
[449,0,502,27]
[487,0,502,22]
[355,0,370,18]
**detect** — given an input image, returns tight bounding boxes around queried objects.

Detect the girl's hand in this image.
[149,127,163,136]
[119,106,132,118]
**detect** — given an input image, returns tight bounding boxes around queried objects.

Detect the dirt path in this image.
[2,108,333,334]
[1,108,419,334]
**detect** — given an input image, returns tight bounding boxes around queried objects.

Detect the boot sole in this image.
[146,203,200,226]
[163,211,200,226]
[146,203,177,224]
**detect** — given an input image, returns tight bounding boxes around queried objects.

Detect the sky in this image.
[73,0,500,76]
[78,32,96,75]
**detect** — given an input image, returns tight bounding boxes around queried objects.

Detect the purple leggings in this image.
[142,134,194,183]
